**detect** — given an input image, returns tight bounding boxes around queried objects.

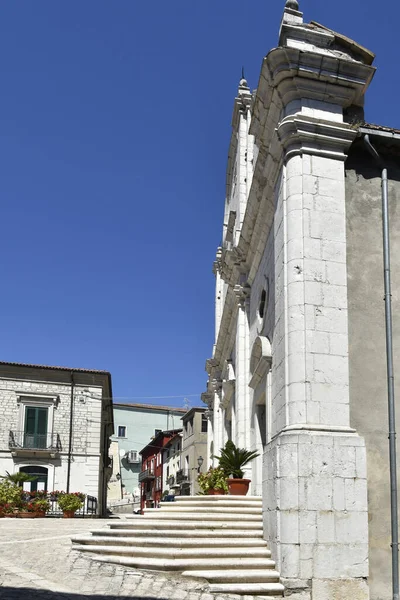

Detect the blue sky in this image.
[1,0,399,407]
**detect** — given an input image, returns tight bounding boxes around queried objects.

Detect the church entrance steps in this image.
[72,495,283,596]
[181,569,280,583]
[143,505,262,514]
[89,527,264,538]
[106,519,263,529]
[207,582,285,596]
[72,535,269,548]
[72,544,273,560]
[138,511,261,521]
[73,553,276,570]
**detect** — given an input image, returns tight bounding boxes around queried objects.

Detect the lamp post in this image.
[197,456,204,473]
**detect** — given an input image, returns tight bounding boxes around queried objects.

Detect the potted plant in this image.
[215,440,260,496]
[32,498,50,517]
[197,467,228,495]
[0,479,24,516]
[57,492,85,518]
[17,500,37,518]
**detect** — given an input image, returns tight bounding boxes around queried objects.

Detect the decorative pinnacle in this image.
[239,66,248,89]
[285,0,299,9]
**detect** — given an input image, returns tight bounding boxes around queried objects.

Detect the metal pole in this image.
[363,135,399,600]
[382,167,399,600]
[66,372,75,493]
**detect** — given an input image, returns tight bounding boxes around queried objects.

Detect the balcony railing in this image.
[9,431,62,453]
[176,469,190,484]
[138,468,155,483]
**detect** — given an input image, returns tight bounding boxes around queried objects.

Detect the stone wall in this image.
[346,138,400,600]
[0,377,104,500]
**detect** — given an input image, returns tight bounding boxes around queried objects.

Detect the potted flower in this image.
[17,500,37,518]
[57,492,85,518]
[32,498,50,517]
[0,479,24,516]
[215,440,260,496]
[197,467,228,495]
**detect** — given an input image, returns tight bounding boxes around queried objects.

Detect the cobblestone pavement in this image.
[0,518,271,600]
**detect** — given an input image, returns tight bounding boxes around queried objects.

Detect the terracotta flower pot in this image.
[227,478,251,496]
[17,512,35,518]
[34,511,46,518]
[63,510,75,518]
[207,488,226,495]
[4,513,17,518]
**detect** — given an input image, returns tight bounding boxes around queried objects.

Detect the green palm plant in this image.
[214,440,260,479]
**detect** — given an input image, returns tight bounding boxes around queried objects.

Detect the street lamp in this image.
[197,456,204,473]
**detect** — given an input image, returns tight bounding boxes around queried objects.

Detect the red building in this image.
[139,429,182,510]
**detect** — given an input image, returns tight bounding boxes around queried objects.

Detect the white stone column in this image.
[233,284,252,480]
[264,118,369,599]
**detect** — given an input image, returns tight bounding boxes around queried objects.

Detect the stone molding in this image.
[249,336,272,389]
[277,114,357,160]
[233,282,251,309]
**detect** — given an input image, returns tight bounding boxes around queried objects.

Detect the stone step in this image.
[163,499,262,508]
[132,512,260,521]
[181,569,280,583]
[91,528,264,538]
[87,554,276,571]
[207,582,284,596]
[73,544,273,560]
[108,520,263,530]
[173,495,262,503]
[72,535,269,549]
[144,506,262,514]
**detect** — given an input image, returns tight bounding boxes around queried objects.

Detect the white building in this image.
[162,432,182,497]
[0,361,113,516]
[201,1,383,598]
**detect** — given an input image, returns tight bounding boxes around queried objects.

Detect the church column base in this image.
[263,429,369,599]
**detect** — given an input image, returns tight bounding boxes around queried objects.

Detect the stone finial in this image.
[285,0,299,9]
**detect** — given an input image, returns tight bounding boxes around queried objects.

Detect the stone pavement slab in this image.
[0,519,276,600]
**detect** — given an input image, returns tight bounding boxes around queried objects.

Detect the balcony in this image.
[138,468,155,483]
[176,469,190,484]
[9,431,61,457]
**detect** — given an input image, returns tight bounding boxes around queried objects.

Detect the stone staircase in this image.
[72,495,284,597]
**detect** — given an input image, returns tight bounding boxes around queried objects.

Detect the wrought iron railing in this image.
[9,431,62,452]
[47,494,98,517]
[18,492,98,517]
[138,468,155,482]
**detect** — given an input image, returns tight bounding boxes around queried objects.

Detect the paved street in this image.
[0,518,267,600]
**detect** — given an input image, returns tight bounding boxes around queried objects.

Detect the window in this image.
[24,406,48,449]
[117,426,126,438]
[201,414,208,433]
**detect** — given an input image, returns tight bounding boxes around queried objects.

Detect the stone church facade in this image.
[202,2,400,598]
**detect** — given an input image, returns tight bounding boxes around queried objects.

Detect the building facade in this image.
[179,408,208,496]
[201,2,400,598]
[0,362,113,516]
[139,428,182,510]
[111,403,186,500]
[162,432,182,497]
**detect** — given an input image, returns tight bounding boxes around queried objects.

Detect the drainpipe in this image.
[364,134,399,600]
[66,372,75,493]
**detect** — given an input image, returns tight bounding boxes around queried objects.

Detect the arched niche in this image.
[249,335,272,389]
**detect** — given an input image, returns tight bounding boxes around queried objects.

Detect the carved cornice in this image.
[205,358,219,375]
[277,114,357,160]
[233,282,251,309]
[201,391,214,407]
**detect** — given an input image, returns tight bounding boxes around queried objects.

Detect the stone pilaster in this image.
[257,5,375,599]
